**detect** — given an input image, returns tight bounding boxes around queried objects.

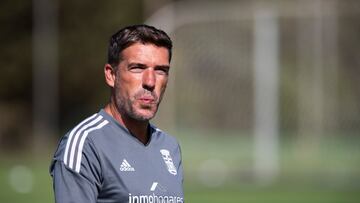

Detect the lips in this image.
[134,90,158,105]
[138,95,156,104]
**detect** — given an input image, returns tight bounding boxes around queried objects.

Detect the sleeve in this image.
[50,135,102,203]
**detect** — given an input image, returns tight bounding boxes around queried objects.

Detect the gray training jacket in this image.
[50,109,184,203]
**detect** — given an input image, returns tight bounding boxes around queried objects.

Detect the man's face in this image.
[110,43,170,121]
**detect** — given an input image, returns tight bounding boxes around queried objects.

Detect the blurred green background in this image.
[1,0,360,202]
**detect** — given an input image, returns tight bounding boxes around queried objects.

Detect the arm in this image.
[50,136,102,203]
[176,143,184,184]
[52,161,99,203]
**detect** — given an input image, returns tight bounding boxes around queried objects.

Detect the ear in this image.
[104,64,116,87]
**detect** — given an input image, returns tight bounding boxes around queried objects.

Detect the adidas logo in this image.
[120,159,135,171]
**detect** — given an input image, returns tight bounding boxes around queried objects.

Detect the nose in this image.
[142,68,156,91]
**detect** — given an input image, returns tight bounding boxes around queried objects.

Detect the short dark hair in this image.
[108,24,173,67]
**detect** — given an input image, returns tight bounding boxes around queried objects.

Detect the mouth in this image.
[137,96,156,105]
[134,89,159,107]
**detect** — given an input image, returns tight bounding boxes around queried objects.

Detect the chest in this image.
[97,138,183,202]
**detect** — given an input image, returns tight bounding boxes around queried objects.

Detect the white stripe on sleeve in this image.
[75,120,109,173]
[63,113,97,165]
[68,115,103,169]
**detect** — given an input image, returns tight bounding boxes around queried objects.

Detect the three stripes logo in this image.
[120,159,135,172]
[63,113,109,173]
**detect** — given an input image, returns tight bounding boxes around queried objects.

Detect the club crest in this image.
[160,149,177,175]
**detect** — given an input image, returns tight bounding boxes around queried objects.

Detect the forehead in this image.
[120,43,170,65]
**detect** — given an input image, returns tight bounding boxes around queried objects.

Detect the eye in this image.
[155,67,169,75]
[129,66,145,73]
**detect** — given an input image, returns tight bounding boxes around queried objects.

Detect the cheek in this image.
[158,78,168,92]
[115,74,137,95]
[157,79,168,100]
[114,79,129,99]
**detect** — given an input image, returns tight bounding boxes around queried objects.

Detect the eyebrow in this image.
[128,63,147,68]
[155,65,170,69]
[128,63,170,69]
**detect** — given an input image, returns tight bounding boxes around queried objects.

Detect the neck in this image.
[104,102,150,145]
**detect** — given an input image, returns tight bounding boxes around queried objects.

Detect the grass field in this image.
[0,132,359,203]
[185,185,360,203]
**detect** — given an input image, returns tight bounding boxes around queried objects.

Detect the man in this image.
[50,24,184,203]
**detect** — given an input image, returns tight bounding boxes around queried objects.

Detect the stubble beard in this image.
[114,90,161,122]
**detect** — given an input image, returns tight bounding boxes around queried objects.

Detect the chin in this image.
[133,115,155,121]
[132,110,156,121]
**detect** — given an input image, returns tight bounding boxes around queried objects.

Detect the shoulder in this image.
[151,124,181,148]
[52,113,110,172]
